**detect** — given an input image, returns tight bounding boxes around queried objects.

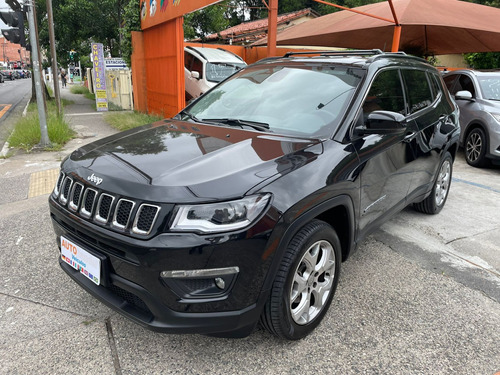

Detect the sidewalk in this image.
[0,85,119,202]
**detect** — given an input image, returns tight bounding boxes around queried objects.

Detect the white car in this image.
[184,46,247,100]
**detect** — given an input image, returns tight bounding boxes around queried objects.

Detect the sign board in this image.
[140,0,222,29]
[105,58,128,70]
[91,43,108,112]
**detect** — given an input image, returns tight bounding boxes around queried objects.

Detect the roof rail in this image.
[369,52,428,64]
[283,49,384,58]
[185,45,207,60]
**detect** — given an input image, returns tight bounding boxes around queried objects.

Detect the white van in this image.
[184,46,247,100]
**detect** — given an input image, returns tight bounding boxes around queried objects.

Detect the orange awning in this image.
[255,0,500,54]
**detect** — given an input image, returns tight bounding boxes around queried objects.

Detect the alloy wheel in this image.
[435,160,451,207]
[466,132,482,163]
[290,240,336,325]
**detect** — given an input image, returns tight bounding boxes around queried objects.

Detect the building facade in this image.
[1,35,30,67]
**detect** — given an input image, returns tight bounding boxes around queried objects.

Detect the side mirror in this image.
[355,110,406,136]
[455,90,474,101]
[191,71,200,79]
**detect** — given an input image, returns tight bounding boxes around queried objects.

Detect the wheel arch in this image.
[463,121,490,150]
[263,195,356,293]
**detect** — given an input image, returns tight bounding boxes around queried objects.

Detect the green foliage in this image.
[8,102,74,151]
[464,52,500,69]
[84,91,96,101]
[120,0,141,67]
[36,0,128,69]
[184,2,232,40]
[103,111,162,131]
[464,0,500,6]
[69,85,96,101]
[462,0,500,69]
[70,85,89,94]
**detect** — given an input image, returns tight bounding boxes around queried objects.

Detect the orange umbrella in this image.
[262,0,500,55]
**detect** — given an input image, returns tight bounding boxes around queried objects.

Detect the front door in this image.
[353,68,416,235]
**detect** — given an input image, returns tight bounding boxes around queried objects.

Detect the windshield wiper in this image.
[201,118,270,132]
[178,110,202,123]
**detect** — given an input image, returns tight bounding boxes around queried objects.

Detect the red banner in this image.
[140,0,222,29]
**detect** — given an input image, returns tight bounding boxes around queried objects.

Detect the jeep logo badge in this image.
[87,173,103,185]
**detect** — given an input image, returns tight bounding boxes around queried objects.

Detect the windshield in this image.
[206,62,247,83]
[185,63,364,138]
[478,75,500,100]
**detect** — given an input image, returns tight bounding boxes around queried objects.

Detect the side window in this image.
[402,70,433,114]
[362,69,405,121]
[443,74,458,93]
[455,75,476,97]
[184,52,194,70]
[429,73,442,100]
[191,57,203,79]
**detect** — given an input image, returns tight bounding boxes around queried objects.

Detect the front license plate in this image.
[60,236,101,285]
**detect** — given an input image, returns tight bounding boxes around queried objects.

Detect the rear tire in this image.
[414,152,453,215]
[260,220,341,340]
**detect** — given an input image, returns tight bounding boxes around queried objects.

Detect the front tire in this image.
[465,128,489,167]
[260,220,341,340]
[414,152,453,215]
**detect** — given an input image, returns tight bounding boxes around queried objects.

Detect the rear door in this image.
[400,69,453,199]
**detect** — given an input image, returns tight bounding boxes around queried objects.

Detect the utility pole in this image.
[46,0,61,116]
[26,0,50,147]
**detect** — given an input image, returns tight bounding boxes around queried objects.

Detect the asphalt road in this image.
[0,92,499,374]
[0,78,32,150]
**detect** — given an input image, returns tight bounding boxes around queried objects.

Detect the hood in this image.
[64,120,323,202]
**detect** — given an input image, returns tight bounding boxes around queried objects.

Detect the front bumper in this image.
[58,257,261,336]
[487,123,500,161]
[49,196,275,337]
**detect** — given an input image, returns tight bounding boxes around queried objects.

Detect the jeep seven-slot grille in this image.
[53,172,161,236]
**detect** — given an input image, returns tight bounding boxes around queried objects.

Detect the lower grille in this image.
[108,284,151,315]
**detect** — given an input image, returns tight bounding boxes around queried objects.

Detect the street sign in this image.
[105,58,128,70]
[91,43,108,112]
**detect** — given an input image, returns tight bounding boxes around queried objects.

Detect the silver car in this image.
[443,70,500,167]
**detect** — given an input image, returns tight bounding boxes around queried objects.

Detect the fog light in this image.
[215,277,225,289]
[160,266,239,302]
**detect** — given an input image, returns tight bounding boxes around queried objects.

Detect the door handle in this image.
[404,131,417,141]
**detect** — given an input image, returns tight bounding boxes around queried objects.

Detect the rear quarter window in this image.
[402,70,433,114]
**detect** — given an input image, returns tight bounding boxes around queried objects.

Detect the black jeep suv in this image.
[49,50,460,340]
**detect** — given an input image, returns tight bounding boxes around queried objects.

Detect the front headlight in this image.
[170,194,271,233]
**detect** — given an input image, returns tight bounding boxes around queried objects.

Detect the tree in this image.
[461,0,500,69]
[184,2,231,40]
[121,0,141,66]
[35,0,128,69]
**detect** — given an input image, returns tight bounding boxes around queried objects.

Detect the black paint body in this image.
[49,53,460,337]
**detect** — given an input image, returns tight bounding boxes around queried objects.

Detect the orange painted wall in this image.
[143,17,185,117]
[131,32,147,113]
